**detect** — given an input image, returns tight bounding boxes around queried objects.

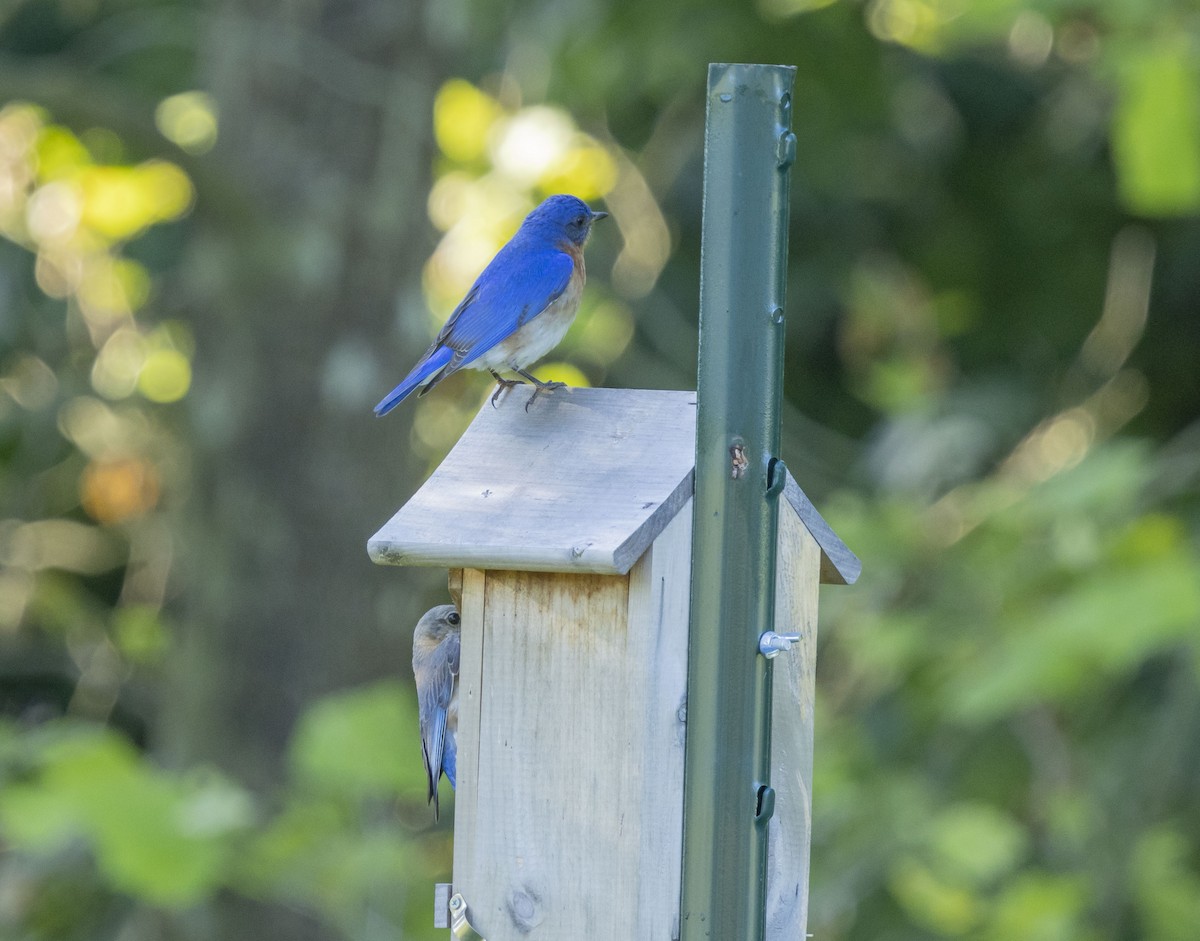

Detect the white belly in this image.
[470,278,582,372]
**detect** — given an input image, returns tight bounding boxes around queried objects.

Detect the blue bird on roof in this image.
[374,194,608,415]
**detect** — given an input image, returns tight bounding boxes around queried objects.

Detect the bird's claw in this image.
[489,376,525,408]
[524,380,566,412]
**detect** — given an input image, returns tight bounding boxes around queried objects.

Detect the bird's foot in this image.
[489,373,525,408]
[525,379,566,412]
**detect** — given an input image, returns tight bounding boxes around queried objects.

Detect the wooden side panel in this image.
[766,506,822,939]
[454,567,487,886]
[450,505,692,938]
[625,502,692,939]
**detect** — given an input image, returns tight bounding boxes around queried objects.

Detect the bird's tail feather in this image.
[374,346,454,416]
[443,738,457,790]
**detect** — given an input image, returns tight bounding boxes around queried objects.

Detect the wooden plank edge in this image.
[367,536,627,575]
[782,475,861,585]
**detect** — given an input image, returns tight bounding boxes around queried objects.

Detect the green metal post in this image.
[681,63,796,940]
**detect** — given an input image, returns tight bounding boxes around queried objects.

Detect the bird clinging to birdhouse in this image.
[412,603,461,819]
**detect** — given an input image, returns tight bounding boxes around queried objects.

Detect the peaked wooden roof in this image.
[369,386,859,582]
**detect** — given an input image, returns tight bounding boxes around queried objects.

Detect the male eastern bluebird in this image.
[412,603,461,820]
[374,194,607,415]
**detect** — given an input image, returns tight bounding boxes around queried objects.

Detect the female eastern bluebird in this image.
[375,194,607,415]
[412,603,461,820]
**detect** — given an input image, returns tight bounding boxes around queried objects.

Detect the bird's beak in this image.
[592,211,609,221]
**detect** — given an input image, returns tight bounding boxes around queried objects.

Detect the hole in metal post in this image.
[766,457,787,499]
[755,784,776,822]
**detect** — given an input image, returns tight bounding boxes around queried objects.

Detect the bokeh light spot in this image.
[539,141,617,202]
[491,107,574,186]
[427,171,474,232]
[139,161,194,221]
[757,0,839,19]
[1008,11,1053,69]
[410,394,478,459]
[58,396,128,459]
[571,301,635,366]
[92,327,146,400]
[155,92,219,154]
[80,162,193,241]
[531,361,590,388]
[81,458,161,524]
[113,605,170,665]
[79,256,151,324]
[35,126,92,180]
[26,181,81,244]
[0,354,58,410]
[137,348,191,403]
[866,0,944,50]
[434,80,503,164]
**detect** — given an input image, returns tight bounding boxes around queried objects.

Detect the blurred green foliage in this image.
[1,0,1198,939]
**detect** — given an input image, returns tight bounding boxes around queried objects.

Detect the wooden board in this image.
[450,502,693,938]
[783,473,861,586]
[368,387,698,576]
[766,504,822,938]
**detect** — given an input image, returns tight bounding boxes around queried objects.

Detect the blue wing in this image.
[442,733,457,789]
[440,241,574,366]
[418,631,460,817]
[374,240,573,415]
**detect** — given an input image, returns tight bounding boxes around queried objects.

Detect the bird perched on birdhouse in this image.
[374,194,608,415]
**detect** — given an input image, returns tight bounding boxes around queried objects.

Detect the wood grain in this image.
[450,503,693,938]
[766,504,822,938]
[368,387,697,575]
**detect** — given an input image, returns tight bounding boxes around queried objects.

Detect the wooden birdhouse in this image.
[369,385,859,940]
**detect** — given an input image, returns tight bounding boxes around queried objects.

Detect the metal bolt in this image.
[758,631,802,658]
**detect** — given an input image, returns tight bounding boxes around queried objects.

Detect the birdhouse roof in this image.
[368,387,859,583]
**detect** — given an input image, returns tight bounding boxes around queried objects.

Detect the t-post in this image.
[682,61,797,941]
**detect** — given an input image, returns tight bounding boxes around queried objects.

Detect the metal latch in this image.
[435,886,487,938]
[450,892,487,940]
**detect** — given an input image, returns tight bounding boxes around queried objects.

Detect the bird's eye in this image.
[574,215,587,228]
[447,611,460,626]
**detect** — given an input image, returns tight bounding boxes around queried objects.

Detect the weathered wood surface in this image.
[370,387,858,584]
[784,473,861,586]
[368,387,697,575]
[450,503,693,939]
[766,505,823,938]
